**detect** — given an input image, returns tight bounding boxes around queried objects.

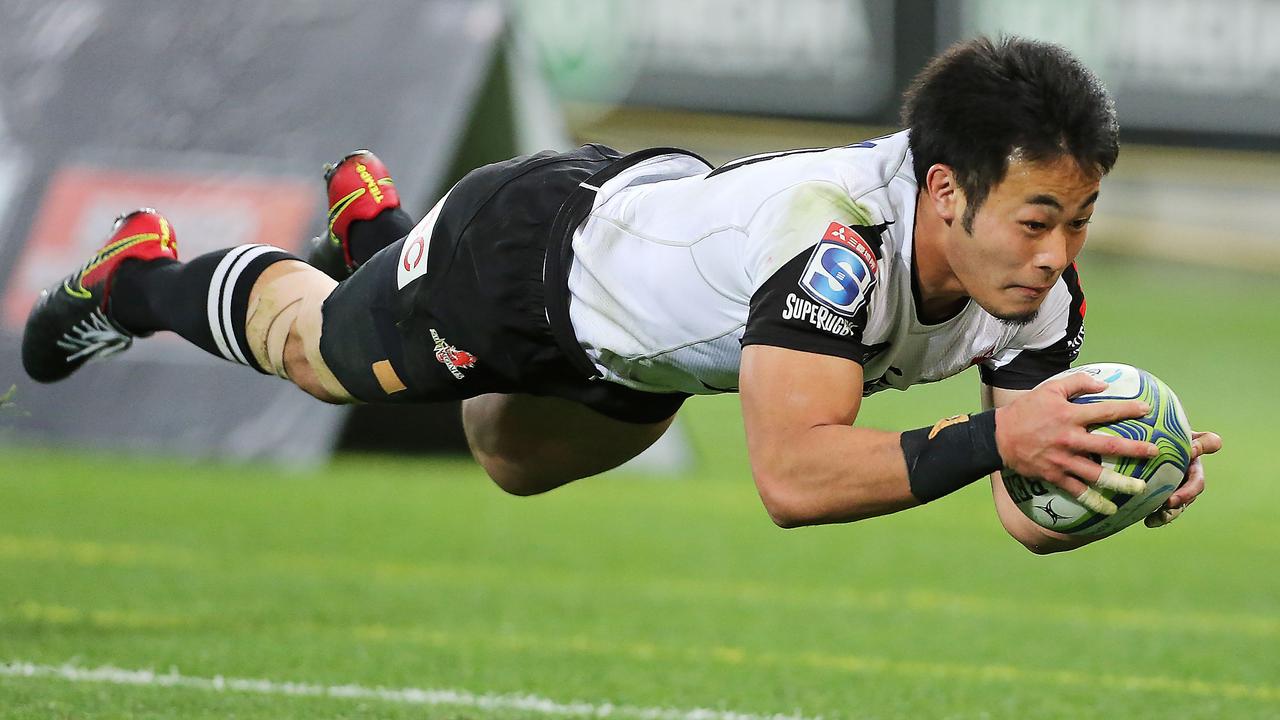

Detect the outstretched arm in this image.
[740,345,1160,529]
[740,346,911,527]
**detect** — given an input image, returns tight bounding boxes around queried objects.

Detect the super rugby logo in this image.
[781,294,857,336]
[430,328,476,380]
[798,222,877,316]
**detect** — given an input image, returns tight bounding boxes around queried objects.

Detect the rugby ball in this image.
[1002,363,1194,535]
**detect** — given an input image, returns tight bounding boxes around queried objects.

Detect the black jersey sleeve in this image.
[979,263,1086,389]
[741,221,883,365]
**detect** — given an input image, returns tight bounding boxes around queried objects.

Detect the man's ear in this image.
[925,164,962,226]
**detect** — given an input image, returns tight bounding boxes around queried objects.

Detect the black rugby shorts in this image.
[316,144,692,424]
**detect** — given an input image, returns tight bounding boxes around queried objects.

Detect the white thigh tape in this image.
[245,269,353,401]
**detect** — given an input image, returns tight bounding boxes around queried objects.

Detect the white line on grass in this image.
[0,660,818,720]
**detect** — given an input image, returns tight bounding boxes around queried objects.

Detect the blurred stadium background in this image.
[1,1,1277,718]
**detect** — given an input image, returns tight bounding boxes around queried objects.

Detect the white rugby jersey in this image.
[565,130,1085,397]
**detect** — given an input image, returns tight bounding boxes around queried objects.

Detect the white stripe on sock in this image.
[219,245,283,366]
[207,246,259,363]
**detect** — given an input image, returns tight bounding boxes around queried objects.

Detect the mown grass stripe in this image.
[349,624,1280,704]
[3,533,1276,640]
[0,601,191,630]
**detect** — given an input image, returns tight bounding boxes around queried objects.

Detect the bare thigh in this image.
[246,259,353,404]
[462,393,676,496]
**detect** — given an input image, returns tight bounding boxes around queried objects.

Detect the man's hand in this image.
[994,371,1159,516]
[1145,430,1222,527]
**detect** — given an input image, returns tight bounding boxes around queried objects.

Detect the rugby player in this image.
[23,36,1220,553]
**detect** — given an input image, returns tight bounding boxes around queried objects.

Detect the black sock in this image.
[110,245,297,373]
[348,207,414,266]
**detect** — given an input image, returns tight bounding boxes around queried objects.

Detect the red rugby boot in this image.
[22,209,179,383]
[306,149,401,280]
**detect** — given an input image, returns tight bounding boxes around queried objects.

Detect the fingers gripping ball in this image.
[1003,363,1194,535]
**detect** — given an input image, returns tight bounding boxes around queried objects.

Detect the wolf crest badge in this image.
[429,328,476,380]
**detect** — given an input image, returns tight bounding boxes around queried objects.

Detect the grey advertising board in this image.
[0,0,504,464]
[518,0,897,120]
[939,0,1280,138]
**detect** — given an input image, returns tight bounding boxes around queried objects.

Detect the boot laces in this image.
[55,309,133,363]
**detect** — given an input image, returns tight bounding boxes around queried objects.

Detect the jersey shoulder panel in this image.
[742,170,908,289]
[742,216,887,364]
[735,136,916,366]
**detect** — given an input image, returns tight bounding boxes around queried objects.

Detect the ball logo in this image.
[1034,498,1069,525]
[798,222,877,316]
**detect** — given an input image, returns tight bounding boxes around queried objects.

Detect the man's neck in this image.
[911,191,970,324]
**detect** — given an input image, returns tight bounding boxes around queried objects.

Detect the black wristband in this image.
[900,409,1003,503]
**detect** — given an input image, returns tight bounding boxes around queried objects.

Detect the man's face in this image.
[945,155,1101,324]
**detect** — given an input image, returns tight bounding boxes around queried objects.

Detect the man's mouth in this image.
[1011,284,1051,299]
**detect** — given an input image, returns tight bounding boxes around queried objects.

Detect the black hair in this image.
[901,36,1119,232]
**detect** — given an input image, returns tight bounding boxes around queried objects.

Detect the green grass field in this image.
[2,252,1278,719]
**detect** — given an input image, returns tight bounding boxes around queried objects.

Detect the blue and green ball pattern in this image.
[1003,363,1194,535]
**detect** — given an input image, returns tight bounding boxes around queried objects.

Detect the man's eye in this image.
[1070,218,1093,230]
[1022,221,1047,231]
